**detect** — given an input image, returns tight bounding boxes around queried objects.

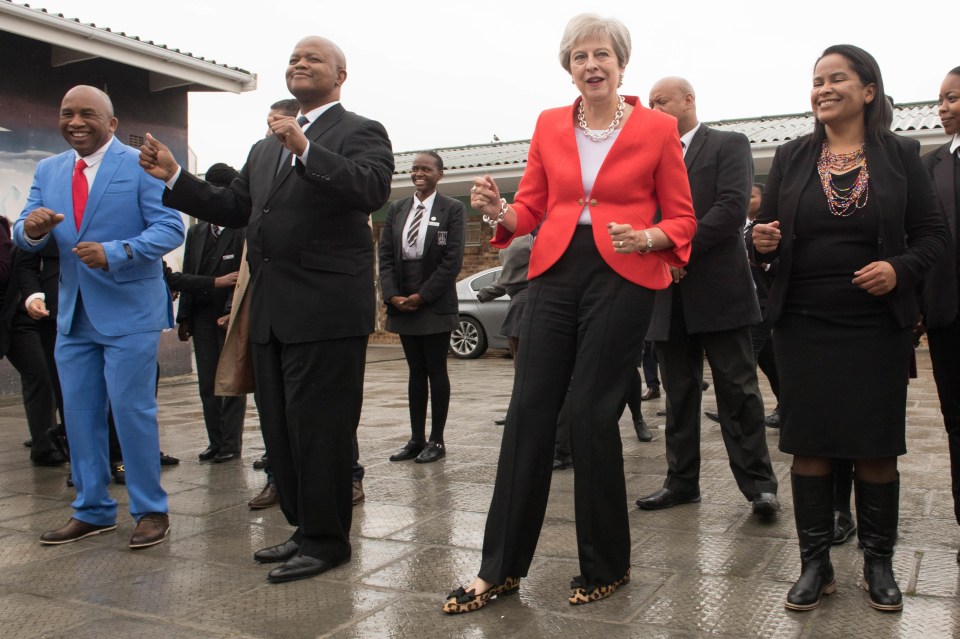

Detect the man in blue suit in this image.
[13,85,184,549]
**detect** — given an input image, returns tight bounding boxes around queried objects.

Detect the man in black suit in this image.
[169,163,246,463]
[637,77,780,517]
[140,35,394,582]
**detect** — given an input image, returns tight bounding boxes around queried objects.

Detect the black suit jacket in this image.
[379,193,465,316]
[920,142,958,328]
[164,104,394,344]
[752,133,947,328]
[172,222,245,322]
[646,124,760,339]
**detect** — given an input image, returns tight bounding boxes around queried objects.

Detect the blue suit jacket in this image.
[13,137,184,337]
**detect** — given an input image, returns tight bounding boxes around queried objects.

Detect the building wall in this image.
[0,30,193,395]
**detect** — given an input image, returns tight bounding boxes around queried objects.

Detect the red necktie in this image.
[72,158,89,230]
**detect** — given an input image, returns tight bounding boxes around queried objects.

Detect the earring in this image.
[619,73,624,88]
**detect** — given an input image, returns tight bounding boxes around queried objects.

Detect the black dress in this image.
[776,168,912,459]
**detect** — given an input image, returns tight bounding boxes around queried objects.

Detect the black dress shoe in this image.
[254,538,301,563]
[198,446,219,461]
[159,452,180,466]
[415,441,445,463]
[751,492,781,518]
[253,454,269,470]
[656,410,667,417]
[267,554,347,583]
[640,387,661,401]
[764,407,781,429]
[213,451,240,463]
[701,381,710,391]
[634,417,653,442]
[23,439,32,448]
[494,417,507,425]
[703,411,721,424]
[552,456,574,471]
[389,440,425,462]
[833,511,856,544]
[31,450,68,467]
[636,488,701,510]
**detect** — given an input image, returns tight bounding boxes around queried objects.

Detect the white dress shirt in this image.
[401,191,437,260]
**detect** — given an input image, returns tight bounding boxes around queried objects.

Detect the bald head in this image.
[59,85,118,156]
[649,76,698,135]
[63,85,114,118]
[286,36,348,110]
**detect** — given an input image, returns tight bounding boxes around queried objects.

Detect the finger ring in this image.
[618,241,623,248]
[471,186,478,193]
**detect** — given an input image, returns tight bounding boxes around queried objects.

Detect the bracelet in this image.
[483,198,508,229]
[637,229,654,254]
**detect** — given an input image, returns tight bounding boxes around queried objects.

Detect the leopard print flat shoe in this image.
[442,576,521,614]
[568,569,630,605]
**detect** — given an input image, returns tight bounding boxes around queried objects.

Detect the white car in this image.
[449,267,511,359]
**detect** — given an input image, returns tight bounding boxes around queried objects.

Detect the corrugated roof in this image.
[394,140,530,175]
[394,102,944,174]
[710,101,943,143]
[0,0,256,92]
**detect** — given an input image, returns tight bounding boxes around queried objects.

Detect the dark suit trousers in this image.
[927,318,960,524]
[749,318,780,401]
[657,296,777,500]
[479,228,652,585]
[191,307,246,453]
[6,318,57,453]
[252,333,367,560]
[36,318,63,424]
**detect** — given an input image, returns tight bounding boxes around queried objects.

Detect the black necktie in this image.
[276,115,311,174]
[407,204,426,248]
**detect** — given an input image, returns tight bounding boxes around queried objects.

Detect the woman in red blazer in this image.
[443,14,696,614]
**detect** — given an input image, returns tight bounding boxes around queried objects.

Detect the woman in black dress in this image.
[380,152,465,464]
[752,45,946,612]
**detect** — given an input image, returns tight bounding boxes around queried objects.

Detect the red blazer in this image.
[493,96,696,289]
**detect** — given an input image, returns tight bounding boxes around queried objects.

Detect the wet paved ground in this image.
[0,344,957,638]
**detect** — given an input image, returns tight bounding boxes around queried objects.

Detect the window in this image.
[464,220,482,247]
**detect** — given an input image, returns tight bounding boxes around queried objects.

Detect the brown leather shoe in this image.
[248,482,279,510]
[40,518,116,545]
[352,480,365,506]
[129,513,170,549]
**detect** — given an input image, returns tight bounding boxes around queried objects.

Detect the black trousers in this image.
[749,317,780,401]
[641,340,660,389]
[398,331,452,443]
[657,299,777,499]
[6,318,57,453]
[479,228,652,585]
[927,317,960,525]
[191,307,246,453]
[252,333,367,560]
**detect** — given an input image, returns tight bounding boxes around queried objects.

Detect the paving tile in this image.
[0,592,102,639]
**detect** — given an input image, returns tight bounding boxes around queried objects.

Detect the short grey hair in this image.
[558,14,631,73]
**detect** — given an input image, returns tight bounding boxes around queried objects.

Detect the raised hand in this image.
[139,133,180,182]
[23,207,64,240]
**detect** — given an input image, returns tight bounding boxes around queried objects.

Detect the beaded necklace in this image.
[817,142,870,217]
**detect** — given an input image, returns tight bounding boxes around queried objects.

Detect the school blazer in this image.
[379,193,465,316]
[752,133,946,328]
[492,96,697,289]
[919,142,958,328]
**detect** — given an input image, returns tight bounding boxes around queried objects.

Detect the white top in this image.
[950,133,960,156]
[401,191,437,260]
[575,127,621,225]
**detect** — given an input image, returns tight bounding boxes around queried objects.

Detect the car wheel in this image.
[450,316,487,359]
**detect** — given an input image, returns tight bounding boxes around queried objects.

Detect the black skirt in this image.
[775,313,911,458]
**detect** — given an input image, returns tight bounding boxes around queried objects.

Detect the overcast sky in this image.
[30,0,957,172]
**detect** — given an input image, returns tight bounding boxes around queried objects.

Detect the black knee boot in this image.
[855,476,902,611]
[785,472,837,611]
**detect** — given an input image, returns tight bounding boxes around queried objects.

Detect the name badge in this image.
[427,221,440,227]
[437,231,447,246]
[222,254,235,260]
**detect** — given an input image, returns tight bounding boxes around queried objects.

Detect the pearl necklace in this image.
[578,95,625,142]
